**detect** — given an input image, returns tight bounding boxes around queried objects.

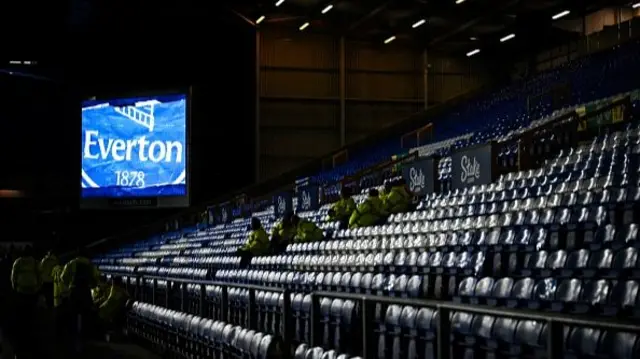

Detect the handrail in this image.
[115,272,640,334]
[314,290,640,333]
[120,270,640,359]
[135,274,286,294]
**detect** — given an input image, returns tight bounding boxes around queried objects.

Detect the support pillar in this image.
[582,12,589,54]
[339,36,346,147]
[422,49,429,110]
[255,30,262,183]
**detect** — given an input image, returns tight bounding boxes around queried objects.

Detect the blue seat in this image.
[412,308,437,359]
[600,331,640,358]
[579,279,611,314]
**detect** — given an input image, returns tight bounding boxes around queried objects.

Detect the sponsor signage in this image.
[219,203,232,224]
[402,158,437,196]
[273,191,293,218]
[451,142,496,189]
[297,185,319,212]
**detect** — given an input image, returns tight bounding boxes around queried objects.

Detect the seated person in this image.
[270,212,296,253]
[379,182,389,203]
[291,215,324,243]
[349,188,387,228]
[328,187,356,230]
[238,217,270,266]
[383,178,411,214]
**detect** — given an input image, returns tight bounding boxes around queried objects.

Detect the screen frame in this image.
[79,87,191,210]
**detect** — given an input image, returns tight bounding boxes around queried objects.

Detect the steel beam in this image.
[255,30,262,183]
[339,36,346,147]
[429,0,522,46]
[346,0,392,33]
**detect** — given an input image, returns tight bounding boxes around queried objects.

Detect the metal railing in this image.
[113,272,640,359]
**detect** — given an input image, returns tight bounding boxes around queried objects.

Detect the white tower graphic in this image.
[112,100,160,132]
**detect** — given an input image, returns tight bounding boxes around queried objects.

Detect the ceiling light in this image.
[466,49,480,57]
[299,22,310,31]
[456,0,465,4]
[256,16,266,24]
[412,19,426,28]
[470,37,478,40]
[633,2,640,8]
[500,33,515,42]
[322,4,333,14]
[552,10,570,20]
[275,0,285,7]
[384,35,396,44]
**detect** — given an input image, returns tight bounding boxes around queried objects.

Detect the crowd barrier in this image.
[112,273,640,359]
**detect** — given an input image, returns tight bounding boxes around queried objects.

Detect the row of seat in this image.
[111,234,640,289]
[284,223,639,257]
[130,299,360,359]
[129,302,282,359]
[249,245,640,277]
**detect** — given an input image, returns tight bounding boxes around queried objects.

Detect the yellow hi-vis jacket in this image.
[270,221,296,244]
[349,196,386,229]
[61,256,100,289]
[294,219,324,243]
[92,282,110,306]
[11,256,41,294]
[241,228,270,256]
[52,265,69,307]
[40,253,59,284]
[99,284,129,322]
[384,186,411,214]
[329,197,356,220]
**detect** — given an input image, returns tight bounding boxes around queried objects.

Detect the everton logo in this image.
[81,95,187,197]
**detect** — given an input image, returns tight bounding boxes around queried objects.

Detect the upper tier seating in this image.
[314,40,640,186]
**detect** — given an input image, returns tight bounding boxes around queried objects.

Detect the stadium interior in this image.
[3,0,640,358]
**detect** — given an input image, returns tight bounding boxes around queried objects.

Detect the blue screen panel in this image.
[81,94,187,199]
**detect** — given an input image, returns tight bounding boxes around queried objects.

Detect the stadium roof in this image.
[5,0,635,81]
[230,0,636,55]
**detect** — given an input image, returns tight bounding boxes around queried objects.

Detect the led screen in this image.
[81,93,188,207]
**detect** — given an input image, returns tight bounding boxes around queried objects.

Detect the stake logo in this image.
[81,95,187,197]
[277,196,288,215]
[460,155,481,184]
[408,167,426,193]
[221,207,228,223]
[300,190,312,211]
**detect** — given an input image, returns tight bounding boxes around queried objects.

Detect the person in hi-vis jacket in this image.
[238,217,270,267]
[328,187,356,230]
[349,188,387,228]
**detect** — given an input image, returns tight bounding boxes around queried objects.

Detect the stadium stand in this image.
[94,37,640,358]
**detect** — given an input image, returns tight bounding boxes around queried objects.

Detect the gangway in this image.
[113,100,160,132]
